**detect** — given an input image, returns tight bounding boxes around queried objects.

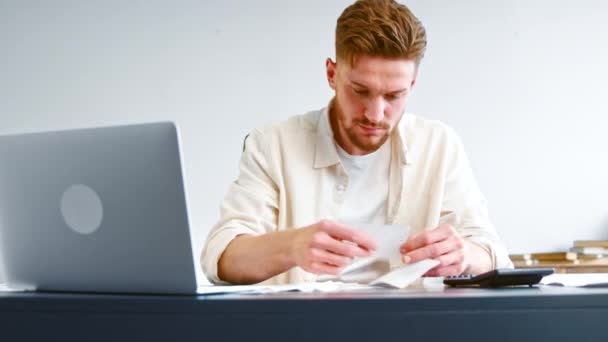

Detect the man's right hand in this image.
[290,220,377,275]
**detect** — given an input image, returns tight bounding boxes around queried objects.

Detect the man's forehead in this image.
[339,55,416,88]
[342,66,414,92]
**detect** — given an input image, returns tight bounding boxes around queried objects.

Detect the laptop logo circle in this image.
[60,184,104,235]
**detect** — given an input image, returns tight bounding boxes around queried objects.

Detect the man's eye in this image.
[386,93,403,101]
[354,89,368,96]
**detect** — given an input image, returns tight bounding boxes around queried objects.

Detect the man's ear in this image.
[326,58,337,90]
[410,67,420,89]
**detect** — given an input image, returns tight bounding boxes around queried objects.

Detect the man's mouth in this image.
[358,123,385,135]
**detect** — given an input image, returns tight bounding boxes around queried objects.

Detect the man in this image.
[201,0,513,285]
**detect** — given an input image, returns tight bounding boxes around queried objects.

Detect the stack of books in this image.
[510,240,608,273]
[569,240,608,256]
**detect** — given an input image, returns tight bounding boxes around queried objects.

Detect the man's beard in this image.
[344,118,391,153]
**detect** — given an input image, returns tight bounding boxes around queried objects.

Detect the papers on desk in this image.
[540,273,608,288]
[198,258,441,296]
[0,283,21,292]
[196,281,373,295]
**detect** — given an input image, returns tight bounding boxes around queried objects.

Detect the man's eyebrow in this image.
[350,80,369,89]
[388,88,408,95]
[351,80,408,94]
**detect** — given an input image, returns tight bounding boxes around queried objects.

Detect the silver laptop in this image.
[0,122,198,294]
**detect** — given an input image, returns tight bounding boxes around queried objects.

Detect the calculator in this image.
[443,268,554,288]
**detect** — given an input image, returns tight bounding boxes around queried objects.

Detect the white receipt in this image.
[318,224,442,288]
[318,223,441,288]
[350,223,408,261]
[317,223,407,284]
[370,259,440,288]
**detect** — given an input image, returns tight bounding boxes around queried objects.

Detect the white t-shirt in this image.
[335,139,391,225]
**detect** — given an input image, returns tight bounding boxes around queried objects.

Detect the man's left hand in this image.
[399,223,487,276]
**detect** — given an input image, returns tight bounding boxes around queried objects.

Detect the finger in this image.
[402,237,456,264]
[433,249,465,268]
[424,264,464,277]
[320,220,378,251]
[308,261,343,275]
[400,224,454,253]
[310,248,353,267]
[312,233,373,258]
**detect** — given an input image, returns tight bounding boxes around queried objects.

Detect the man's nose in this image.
[364,98,385,123]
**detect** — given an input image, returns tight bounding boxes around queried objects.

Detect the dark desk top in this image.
[3,285,608,341]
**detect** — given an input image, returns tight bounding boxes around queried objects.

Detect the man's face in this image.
[326,55,417,155]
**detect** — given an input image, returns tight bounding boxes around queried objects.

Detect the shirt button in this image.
[336,184,346,192]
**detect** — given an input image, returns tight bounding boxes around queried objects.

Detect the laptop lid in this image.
[0,122,197,294]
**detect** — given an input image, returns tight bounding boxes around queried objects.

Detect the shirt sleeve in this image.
[200,129,279,284]
[438,128,513,270]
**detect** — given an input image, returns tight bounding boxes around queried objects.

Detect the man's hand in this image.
[399,224,491,276]
[290,220,377,275]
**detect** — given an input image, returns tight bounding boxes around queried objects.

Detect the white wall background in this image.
[1,0,607,284]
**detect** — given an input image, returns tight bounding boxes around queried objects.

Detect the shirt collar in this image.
[313,101,410,169]
[394,115,410,165]
[313,105,341,169]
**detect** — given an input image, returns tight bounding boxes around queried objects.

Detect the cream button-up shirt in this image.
[201,106,513,284]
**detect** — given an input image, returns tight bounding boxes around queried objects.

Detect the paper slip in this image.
[317,223,443,288]
[349,223,408,261]
[370,259,440,288]
[316,223,444,288]
[317,223,407,284]
[338,257,391,283]
[540,273,608,288]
